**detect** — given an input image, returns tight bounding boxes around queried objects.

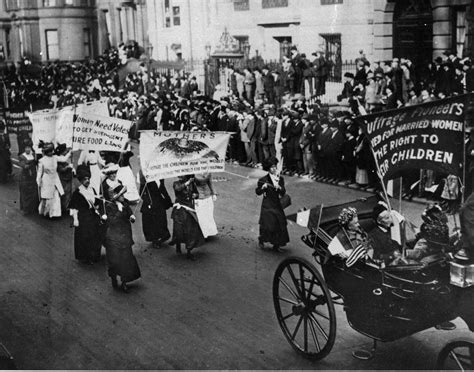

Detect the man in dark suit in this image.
[325,119,344,182]
[368,204,402,263]
[312,51,329,97]
[262,66,275,105]
[315,118,332,180]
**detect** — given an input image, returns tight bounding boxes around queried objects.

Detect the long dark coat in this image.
[171,179,204,249]
[140,179,171,243]
[18,153,39,214]
[256,174,289,246]
[104,201,141,283]
[68,188,104,262]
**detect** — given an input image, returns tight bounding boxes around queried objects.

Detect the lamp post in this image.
[204,43,212,96]
[145,43,154,93]
[243,40,250,61]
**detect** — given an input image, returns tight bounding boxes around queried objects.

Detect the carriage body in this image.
[273,196,474,367]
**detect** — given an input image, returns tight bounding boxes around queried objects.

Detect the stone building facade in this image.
[146,0,472,65]
[0,0,98,62]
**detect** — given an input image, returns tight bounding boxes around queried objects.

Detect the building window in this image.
[83,28,91,58]
[164,0,171,27]
[43,0,58,6]
[321,0,342,4]
[45,29,59,60]
[64,0,74,5]
[172,6,180,26]
[262,0,288,8]
[234,0,249,11]
[320,33,341,82]
[234,36,249,53]
[5,0,19,10]
[453,7,467,57]
[5,28,10,58]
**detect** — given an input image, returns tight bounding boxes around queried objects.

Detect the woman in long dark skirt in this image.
[256,156,289,251]
[68,165,105,264]
[102,173,141,293]
[171,175,204,260]
[139,172,172,248]
[0,122,12,184]
[18,139,39,214]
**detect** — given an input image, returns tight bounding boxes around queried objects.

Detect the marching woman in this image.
[194,172,218,239]
[256,156,289,252]
[102,164,141,293]
[171,175,204,260]
[36,142,71,218]
[55,143,74,214]
[68,165,105,264]
[139,171,172,248]
[18,138,39,214]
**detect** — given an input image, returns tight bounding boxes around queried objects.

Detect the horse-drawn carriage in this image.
[273,196,474,370]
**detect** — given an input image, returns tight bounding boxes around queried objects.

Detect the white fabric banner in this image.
[28,109,59,150]
[72,113,132,151]
[139,131,231,181]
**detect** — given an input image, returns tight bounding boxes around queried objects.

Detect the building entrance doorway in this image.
[393,0,433,67]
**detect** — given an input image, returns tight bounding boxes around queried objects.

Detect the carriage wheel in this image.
[436,338,474,371]
[273,257,336,360]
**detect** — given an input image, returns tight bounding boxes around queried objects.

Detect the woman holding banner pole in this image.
[171,175,204,260]
[78,149,104,195]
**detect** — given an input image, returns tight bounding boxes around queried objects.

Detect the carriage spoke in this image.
[291,315,304,341]
[287,265,304,299]
[303,315,308,353]
[450,350,466,371]
[277,296,299,305]
[313,309,330,321]
[299,265,307,300]
[279,277,300,300]
[306,275,316,302]
[308,313,329,341]
[282,312,296,321]
[308,314,321,352]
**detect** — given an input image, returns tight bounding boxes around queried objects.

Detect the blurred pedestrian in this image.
[256,156,289,251]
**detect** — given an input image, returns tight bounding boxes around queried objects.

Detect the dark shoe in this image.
[272,245,283,252]
[120,282,129,293]
[111,276,118,289]
[435,321,456,331]
[176,244,182,255]
[186,251,196,261]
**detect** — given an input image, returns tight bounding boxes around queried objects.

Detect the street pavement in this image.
[0,141,471,370]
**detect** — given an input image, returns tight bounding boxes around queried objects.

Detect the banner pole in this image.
[399,176,403,215]
[368,144,392,212]
[462,117,467,204]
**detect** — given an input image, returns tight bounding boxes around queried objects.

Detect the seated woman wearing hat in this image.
[68,165,105,265]
[256,156,289,252]
[102,163,141,292]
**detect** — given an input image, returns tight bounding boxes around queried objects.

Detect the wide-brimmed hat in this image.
[102,163,119,175]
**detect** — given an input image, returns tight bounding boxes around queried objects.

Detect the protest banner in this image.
[28,109,59,150]
[5,109,33,154]
[55,99,110,148]
[139,131,232,181]
[355,94,472,181]
[5,109,32,135]
[72,112,132,151]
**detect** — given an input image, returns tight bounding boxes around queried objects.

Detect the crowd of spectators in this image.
[1,44,473,199]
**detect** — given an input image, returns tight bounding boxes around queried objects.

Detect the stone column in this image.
[373,0,394,62]
[431,0,452,57]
